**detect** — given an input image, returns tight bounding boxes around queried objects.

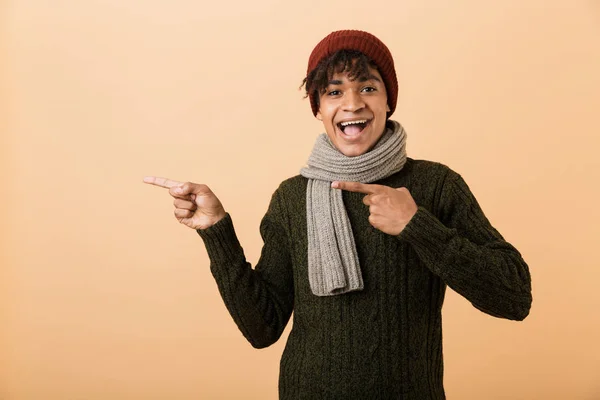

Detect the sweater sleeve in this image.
[196,188,294,348]
[397,169,532,321]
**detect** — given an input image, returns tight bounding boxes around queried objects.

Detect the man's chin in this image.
[337,144,369,157]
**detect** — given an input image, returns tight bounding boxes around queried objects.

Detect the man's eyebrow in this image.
[359,74,382,82]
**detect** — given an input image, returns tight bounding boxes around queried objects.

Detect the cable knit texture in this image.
[196,157,533,399]
[299,120,407,296]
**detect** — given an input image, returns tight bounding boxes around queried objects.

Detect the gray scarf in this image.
[299,120,408,296]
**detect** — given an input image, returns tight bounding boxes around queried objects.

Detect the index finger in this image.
[331,181,384,194]
[143,176,183,189]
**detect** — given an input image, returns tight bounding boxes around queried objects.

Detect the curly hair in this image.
[300,49,381,111]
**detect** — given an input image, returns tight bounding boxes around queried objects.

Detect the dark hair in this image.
[300,49,379,110]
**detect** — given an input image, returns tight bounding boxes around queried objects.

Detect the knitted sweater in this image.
[196,157,532,400]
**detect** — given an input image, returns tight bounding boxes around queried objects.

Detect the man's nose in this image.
[342,90,365,112]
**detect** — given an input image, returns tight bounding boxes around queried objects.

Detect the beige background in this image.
[2,0,600,399]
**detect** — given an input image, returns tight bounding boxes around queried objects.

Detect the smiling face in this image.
[316,64,390,157]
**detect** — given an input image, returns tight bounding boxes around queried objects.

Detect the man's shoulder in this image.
[405,157,457,180]
[271,174,308,199]
[279,174,308,187]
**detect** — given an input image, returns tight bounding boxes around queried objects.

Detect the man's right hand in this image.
[143,176,226,230]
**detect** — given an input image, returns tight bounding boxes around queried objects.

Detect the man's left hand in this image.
[332,181,418,236]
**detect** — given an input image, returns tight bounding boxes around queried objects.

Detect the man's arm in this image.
[398,169,532,321]
[144,176,294,347]
[196,188,295,347]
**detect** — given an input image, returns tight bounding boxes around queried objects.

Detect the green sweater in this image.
[196,157,532,399]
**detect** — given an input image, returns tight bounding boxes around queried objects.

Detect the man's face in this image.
[316,64,390,157]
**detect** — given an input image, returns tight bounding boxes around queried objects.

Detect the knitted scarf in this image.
[299,120,408,296]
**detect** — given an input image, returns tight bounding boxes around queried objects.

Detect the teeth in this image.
[340,120,367,127]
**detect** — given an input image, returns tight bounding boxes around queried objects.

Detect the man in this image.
[144,30,532,399]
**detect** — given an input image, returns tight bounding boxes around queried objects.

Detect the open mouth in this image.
[337,119,372,137]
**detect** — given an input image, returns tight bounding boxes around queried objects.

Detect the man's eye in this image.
[362,87,376,92]
[327,90,341,96]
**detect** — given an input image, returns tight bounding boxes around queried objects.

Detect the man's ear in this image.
[316,111,323,121]
[386,104,391,112]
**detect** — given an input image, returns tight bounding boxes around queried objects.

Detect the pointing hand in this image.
[143,176,226,230]
[332,181,418,236]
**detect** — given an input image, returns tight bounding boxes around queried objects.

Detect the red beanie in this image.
[307,30,398,118]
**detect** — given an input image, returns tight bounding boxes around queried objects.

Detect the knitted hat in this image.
[307,30,398,118]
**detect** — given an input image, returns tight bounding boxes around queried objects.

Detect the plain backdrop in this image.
[2,0,600,399]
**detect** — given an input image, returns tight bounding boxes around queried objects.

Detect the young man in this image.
[144,30,532,399]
